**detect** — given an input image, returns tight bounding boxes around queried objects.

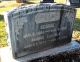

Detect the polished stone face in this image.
[4,3,76,58]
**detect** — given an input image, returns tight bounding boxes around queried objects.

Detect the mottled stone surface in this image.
[0,40,80,62]
[4,3,76,58]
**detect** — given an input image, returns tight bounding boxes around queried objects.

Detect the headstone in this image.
[42,0,54,3]
[4,3,76,59]
[70,0,80,4]
[69,0,80,7]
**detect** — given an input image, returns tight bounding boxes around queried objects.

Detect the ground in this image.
[0,1,23,47]
[0,1,80,47]
[72,18,80,40]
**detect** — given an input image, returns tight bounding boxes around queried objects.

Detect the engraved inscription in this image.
[35,11,60,23]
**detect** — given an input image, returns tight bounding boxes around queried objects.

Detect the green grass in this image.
[74,18,80,31]
[0,15,7,47]
[0,1,22,47]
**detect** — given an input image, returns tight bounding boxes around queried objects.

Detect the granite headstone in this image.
[69,0,80,7]
[4,3,76,58]
[70,0,80,3]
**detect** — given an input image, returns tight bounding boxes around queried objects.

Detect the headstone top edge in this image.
[4,3,75,16]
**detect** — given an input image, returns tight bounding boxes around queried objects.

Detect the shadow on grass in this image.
[73,18,80,31]
[0,15,4,21]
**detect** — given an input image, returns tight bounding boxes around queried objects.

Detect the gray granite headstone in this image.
[70,0,80,3]
[69,0,80,7]
[4,3,76,58]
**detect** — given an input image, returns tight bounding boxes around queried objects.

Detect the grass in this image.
[72,8,80,41]
[0,1,23,13]
[73,18,80,31]
[72,18,80,41]
[0,1,23,47]
[0,15,7,47]
[0,1,80,47]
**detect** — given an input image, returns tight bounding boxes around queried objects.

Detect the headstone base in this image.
[0,40,80,62]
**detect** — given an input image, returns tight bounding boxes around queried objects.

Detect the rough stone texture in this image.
[4,3,76,58]
[0,40,80,62]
